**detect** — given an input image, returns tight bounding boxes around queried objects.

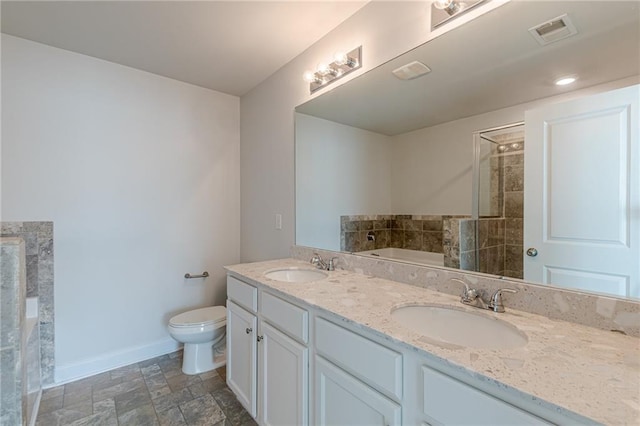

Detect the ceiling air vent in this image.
[392,61,431,80]
[529,14,578,46]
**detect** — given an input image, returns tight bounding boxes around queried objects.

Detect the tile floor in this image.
[36,351,256,426]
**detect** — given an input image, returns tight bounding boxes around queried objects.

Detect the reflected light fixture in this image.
[555,76,577,86]
[303,46,362,93]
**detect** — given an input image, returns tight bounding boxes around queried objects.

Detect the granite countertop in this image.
[226,258,640,425]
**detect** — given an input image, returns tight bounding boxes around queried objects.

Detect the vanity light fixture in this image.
[431,0,486,29]
[555,76,577,86]
[303,46,362,94]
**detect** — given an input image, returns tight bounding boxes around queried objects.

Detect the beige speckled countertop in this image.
[226,258,640,425]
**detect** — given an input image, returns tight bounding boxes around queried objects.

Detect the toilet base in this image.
[182,334,226,375]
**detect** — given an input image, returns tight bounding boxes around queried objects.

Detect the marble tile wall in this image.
[1,238,26,426]
[503,146,524,279]
[1,222,54,386]
[341,215,444,253]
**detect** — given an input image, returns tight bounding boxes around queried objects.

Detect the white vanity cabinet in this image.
[313,317,402,426]
[226,275,309,425]
[227,271,584,426]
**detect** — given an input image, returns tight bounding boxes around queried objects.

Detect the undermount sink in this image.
[264,267,328,283]
[391,305,527,349]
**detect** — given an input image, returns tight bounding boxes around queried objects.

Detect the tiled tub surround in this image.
[1,238,27,426]
[340,215,444,253]
[346,215,523,280]
[1,222,54,386]
[227,256,640,425]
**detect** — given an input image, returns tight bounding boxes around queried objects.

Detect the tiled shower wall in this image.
[1,222,54,385]
[443,217,507,275]
[502,143,524,279]
[340,215,443,253]
[0,238,26,425]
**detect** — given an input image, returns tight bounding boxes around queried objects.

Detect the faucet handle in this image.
[489,288,517,313]
[328,257,339,271]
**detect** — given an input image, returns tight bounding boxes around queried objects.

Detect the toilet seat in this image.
[169,306,226,328]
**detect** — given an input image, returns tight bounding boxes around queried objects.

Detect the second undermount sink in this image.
[391,305,527,349]
[264,267,328,283]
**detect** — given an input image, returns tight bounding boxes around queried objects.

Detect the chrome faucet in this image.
[450,278,516,313]
[310,253,338,271]
[488,288,517,313]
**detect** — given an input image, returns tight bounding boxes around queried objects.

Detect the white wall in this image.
[295,114,391,251]
[1,35,240,383]
[240,1,506,262]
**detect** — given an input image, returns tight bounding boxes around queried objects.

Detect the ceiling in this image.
[296,1,640,135]
[1,1,368,96]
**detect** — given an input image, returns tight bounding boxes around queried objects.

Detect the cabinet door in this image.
[422,366,550,425]
[259,322,309,426]
[314,356,401,426]
[227,300,257,418]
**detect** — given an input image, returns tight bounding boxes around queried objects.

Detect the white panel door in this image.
[524,84,639,297]
[259,322,309,426]
[226,300,258,418]
[314,356,401,426]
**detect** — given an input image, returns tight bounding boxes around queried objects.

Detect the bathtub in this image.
[357,248,444,267]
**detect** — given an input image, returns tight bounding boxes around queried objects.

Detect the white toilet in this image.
[168,306,227,375]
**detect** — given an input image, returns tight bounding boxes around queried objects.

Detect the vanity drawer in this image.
[260,291,308,344]
[422,366,551,425]
[315,317,402,401]
[227,275,257,313]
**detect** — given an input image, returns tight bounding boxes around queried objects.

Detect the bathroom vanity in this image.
[225,258,639,426]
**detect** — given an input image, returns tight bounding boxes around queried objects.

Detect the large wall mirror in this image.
[295,1,639,299]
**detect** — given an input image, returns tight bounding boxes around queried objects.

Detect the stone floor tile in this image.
[36,403,93,426]
[179,393,225,426]
[117,403,159,426]
[151,388,193,413]
[64,388,93,408]
[110,364,142,382]
[145,372,172,399]
[159,363,183,380]
[211,388,252,426]
[92,377,146,403]
[216,366,227,382]
[41,385,65,401]
[212,420,233,426]
[189,375,226,398]
[114,387,152,416]
[138,354,169,369]
[39,392,64,413]
[65,372,111,394]
[166,373,202,393]
[91,376,124,393]
[140,363,162,377]
[93,398,116,414]
[67,409,118,426]
[156,406,187,426]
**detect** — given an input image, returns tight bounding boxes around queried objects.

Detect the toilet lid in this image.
[169,306,226,327]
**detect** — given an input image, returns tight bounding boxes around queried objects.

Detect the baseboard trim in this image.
[53,338,181,386]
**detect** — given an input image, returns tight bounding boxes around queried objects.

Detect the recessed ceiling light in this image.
[555,76,577,86]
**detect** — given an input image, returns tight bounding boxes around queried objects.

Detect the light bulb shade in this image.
[303,71,317,83]
[333,52,348,65]
[433,0,453,10]
[317,63,330,75]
